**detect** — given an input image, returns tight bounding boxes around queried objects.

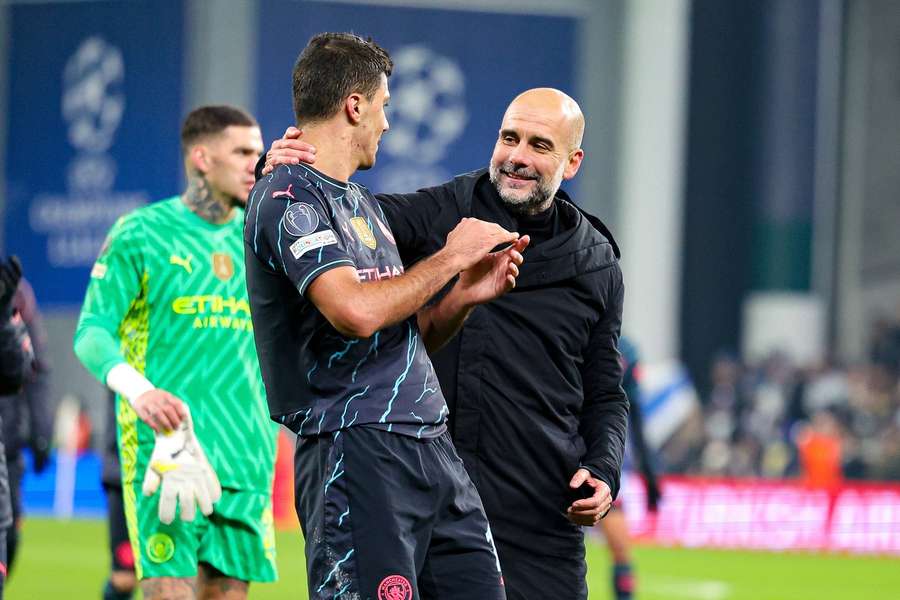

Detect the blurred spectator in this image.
[0,277,52,575]
[671,319,900,482]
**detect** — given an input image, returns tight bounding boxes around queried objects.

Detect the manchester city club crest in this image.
[350,216,377,250]
[212,252,234,281]
[378,575,412,600]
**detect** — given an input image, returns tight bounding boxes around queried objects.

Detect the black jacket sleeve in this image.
[376,186,460,267]
[578,263,628,499]
[0,314,31,396]
[18,283,53,463]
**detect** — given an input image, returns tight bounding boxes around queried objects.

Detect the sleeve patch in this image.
[283,203,320,237]
[289,230,338,259]
[90,263,108,279]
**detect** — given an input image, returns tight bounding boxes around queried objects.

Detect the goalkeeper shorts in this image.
[123,483,277,582]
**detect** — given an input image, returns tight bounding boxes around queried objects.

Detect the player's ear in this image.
[345,92,364,125]
[188,144,211,174]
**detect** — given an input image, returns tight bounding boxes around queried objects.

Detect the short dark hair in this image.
[180,105,257,154]
[292,32,393,125]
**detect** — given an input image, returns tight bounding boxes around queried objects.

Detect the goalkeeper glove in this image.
[142,410,221,524]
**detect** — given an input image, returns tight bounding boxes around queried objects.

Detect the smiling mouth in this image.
[502,171,536,182]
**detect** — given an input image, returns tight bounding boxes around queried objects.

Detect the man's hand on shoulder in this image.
[566,468,612,526]
[262,126,317,175]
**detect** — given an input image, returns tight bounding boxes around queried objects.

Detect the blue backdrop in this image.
[4,0,185,307]
[256,1,578,196]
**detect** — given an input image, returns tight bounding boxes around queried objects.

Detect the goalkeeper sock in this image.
[103,579,133,600]
[612,562,634,600]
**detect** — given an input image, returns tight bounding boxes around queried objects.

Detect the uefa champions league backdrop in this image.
[255,0,578,196]
[3,1,184,307]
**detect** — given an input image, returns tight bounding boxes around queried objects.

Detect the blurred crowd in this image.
[663,318,900,485]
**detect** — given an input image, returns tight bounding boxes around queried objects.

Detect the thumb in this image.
[143,468,161,496]
[285,126,302,139]
[569,468,590,489]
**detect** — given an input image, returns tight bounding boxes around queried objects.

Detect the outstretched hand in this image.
[262,126,317,175]
[457,236,530,305]
[443,218,519,272]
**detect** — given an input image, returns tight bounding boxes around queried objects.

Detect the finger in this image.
[507,250,524,266]
[180,486,197,522]
[507,263,519,278]
[283,126,302,139]
[195,481,213,517]
[157,405,182,431]
[570,498,601,510]
[158,482,178,525]
[569,469,589,489]
[142,469,161,496]
[514,235,531,251]
[142,409,163,433]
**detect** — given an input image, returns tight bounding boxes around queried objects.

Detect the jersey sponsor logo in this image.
[377,575,412,600]
[350,216,377,249]
[289,230,337,259]
[169,253,193,274]
[90,262,108,279]
[171,295,250,315]
[272,183,295,200]
[171,295,253,332]
[146,533,175,563]
[357,264,404,282]
[212,252,234,281]
[283,202,320,237]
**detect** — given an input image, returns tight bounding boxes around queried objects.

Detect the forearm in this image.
[416,283,474,353]
[580,390,629,498]
[327,248,462,338]
[73,317,129,384]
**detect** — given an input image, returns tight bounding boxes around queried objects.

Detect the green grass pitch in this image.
[7,517,899,599]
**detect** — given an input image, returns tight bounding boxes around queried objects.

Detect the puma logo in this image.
[169,254,193,274]
[273,183,295,200]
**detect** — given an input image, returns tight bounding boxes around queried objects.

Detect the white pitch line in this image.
[643,576,733,600]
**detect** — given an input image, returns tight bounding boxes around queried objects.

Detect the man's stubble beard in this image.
[488,159,565,216]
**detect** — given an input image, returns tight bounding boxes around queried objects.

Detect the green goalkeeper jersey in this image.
[74,196,277,493]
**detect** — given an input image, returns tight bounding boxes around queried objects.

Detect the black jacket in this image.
[378,169,628,555]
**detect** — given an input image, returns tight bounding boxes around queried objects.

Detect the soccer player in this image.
[74,106,278,600]
[597,336,662,600]
[245,33,527,600]
[264,87,629,600]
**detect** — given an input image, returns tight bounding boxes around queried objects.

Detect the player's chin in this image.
[358,155,377,171]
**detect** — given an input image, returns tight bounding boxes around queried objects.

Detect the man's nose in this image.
[508,142,531,166]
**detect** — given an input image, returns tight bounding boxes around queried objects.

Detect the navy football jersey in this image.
[244,164,447,438]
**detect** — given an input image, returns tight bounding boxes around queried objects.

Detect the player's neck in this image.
[182,172,235,225]
[299,123,357,183]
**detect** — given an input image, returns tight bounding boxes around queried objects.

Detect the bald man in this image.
[263,88,628,600]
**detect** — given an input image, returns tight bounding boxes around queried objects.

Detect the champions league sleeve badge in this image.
[283,203,321,237]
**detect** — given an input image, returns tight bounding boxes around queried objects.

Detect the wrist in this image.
[106,363,155,407]
[432,246,465,275]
